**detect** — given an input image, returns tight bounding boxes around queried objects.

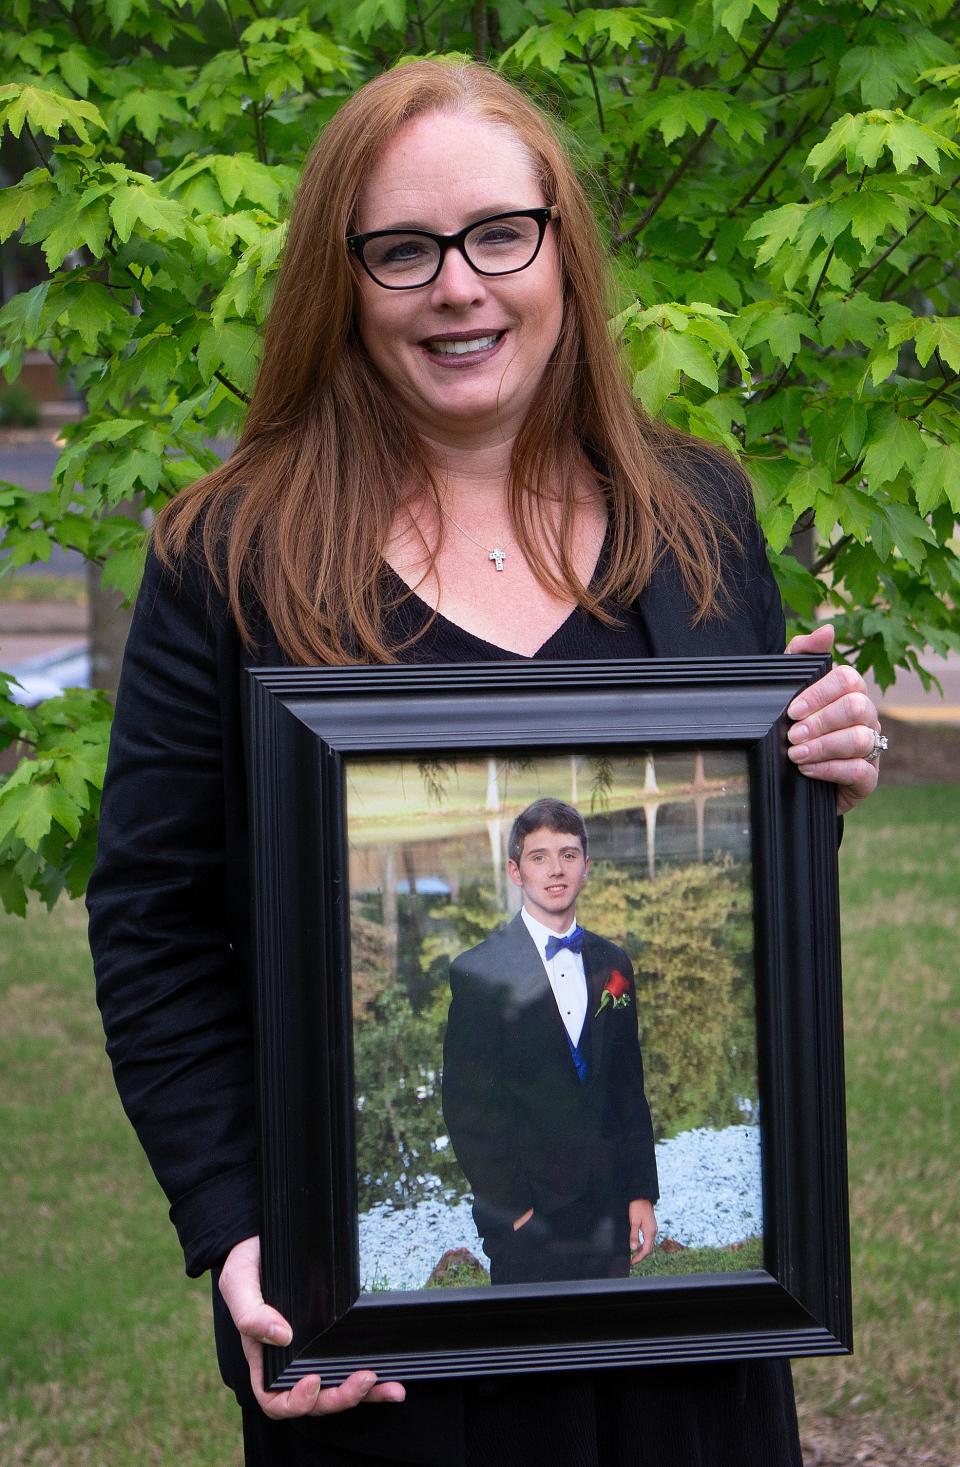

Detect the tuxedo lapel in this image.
[497,913,552,1006]
[582,932,612,1086]
[502,915,590,1085]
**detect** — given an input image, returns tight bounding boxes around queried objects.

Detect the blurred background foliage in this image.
[1,0,960,910]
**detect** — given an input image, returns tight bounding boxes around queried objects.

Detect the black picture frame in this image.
[246,656,851,1388]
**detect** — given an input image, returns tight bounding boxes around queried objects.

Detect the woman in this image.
[88,59,882,1466]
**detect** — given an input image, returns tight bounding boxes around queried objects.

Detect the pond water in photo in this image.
[345,751,763,1291]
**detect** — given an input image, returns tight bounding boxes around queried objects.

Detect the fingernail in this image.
[789,698,809,717]
[788,745,808,761]
[790,723,809,741]
[268,1324,292,1345]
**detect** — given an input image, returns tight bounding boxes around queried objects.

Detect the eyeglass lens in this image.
[362,214,543,286]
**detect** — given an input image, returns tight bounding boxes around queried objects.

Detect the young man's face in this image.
[507,825,590,932]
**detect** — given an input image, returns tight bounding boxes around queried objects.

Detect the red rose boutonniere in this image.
[595,969,632,1018]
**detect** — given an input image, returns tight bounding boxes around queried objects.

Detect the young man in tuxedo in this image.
[441,798,659,1286]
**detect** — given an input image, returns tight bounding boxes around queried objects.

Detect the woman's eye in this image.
[475,226,520,246]
[382,240,428,263]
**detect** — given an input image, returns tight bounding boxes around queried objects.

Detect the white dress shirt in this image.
[520,906,588,1047]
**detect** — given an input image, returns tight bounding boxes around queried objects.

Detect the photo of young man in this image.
[441,798,659,1285]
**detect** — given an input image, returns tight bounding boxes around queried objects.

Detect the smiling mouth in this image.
[423,331,505,357]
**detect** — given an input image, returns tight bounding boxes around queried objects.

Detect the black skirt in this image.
[239,1362,802,1466]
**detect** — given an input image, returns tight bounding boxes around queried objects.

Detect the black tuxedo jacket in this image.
[86,460,787,1463]
[442,915,658,1237]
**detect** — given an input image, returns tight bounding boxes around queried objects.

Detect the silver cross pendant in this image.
[489,547,506,571]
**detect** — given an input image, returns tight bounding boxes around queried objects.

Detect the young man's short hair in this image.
[508,798,589,866]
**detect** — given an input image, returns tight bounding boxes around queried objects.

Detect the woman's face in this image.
[354,110,564,447]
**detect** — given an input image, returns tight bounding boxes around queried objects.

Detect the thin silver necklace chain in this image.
[441,505,513,571]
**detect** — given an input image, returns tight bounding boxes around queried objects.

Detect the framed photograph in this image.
[246,656,851,1388]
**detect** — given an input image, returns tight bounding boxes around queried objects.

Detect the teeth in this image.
[429,334,499,355]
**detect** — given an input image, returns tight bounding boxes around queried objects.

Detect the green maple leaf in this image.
[0,780,81,848]
[128,334,180,396]
[806,111,956,180]
[109,183,187,243]
[836,47,916,109]
[861,412,925,488]
[106,448,162,498]
[0,172,56,242]
[742,306,810,366]
[197,320,260,393]
[836,190,910,252]
[818,292,906,350]
[210,155,283,214]
[113,89,190,145]
[914,442,960,515]
[877,503,937,571]
[59,282,129,350]
[345,0,405,38]
[57,46,94,99]
[0,84,105,141]
[713,0,778,43]
[0,864,27,918]
[19,192,88,270]
[77,197,111,258]
[2,526,53,568]
[643,90,724,147]
[757,502,797,554]
[914,317,960,373]
[502,20,587,71]
[786,463,833,518]
[632,330,718,414]
[829,481,874,544]
[745,203,811,267]
[101,541,148,600]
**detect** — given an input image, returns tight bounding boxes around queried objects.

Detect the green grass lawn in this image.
[792,784,959,1461]
[0,784,956,1463]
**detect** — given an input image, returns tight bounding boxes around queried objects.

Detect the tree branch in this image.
[696,98,831,261]
[612,142,639,232]
[810,533,852,577]
[23,121,55,177]
[615,1,798,245]
[222,0,267,163]
[471,0,488,59]
[411,0,430,51]
[915,372,959,415]
[214,368,252,404]
[52,0,89,43]
[879,253,932,301]
[650,36,684,92]
[852,175,960,293]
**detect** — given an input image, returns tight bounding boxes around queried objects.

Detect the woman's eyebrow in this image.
[368,204,532,232]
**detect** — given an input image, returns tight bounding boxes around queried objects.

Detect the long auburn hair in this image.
[153,59,744,663]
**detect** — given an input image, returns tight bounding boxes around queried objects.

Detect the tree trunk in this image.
[86,561,132,698]
[472,0,488,58]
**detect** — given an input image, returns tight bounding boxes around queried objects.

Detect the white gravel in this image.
[358,1123,762,1291]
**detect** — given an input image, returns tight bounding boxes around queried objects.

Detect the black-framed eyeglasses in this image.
[346,207,558,290]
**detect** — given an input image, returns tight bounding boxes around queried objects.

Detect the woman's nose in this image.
[428,245,486,308]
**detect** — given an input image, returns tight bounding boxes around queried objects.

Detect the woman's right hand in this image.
[219,1235,406,1419]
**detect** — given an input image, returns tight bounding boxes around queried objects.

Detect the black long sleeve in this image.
[87,549,260,1276]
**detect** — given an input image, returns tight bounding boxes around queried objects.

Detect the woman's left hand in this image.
[784,623,882,815]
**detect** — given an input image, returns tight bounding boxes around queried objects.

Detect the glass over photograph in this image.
[345,751,762,1294]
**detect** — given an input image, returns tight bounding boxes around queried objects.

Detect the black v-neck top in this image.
[380,528,654,663]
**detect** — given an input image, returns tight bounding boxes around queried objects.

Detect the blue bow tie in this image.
[545,926,585,961]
